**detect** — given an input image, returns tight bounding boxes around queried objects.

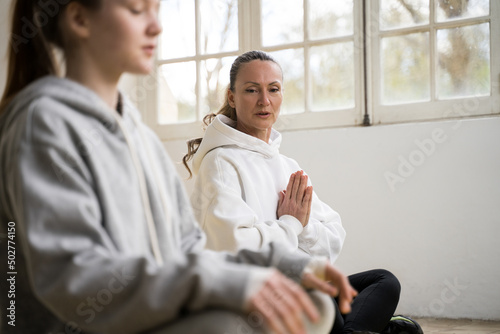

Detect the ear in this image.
[227,89,236,108]
[62,2,92,40]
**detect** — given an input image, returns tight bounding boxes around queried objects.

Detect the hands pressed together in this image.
[246,170,356,334]
[277,170,313,227]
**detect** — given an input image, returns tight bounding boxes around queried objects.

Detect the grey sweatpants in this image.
[150,290,335,334]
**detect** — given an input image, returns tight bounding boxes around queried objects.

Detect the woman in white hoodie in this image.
[184,51,423,334]
[0,2,358,334]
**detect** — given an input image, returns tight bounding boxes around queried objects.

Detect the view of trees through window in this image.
[380,0,490,104]
[155,0,493,126]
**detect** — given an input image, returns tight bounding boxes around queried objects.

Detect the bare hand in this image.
[248,270,320,334]
[301,263,358,314]
[277,171,313,227]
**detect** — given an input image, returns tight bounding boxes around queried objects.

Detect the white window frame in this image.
[138,0,499,141]
[367,0,500,125]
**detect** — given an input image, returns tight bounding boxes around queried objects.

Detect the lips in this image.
[255,112,272,119]
[143,45,156,56]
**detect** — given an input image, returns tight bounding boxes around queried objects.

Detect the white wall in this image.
[166,117,500,321]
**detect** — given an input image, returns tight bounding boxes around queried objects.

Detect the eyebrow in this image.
[244,81,281,86]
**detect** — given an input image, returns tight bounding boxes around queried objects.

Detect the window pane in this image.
[437,23,490,99]
[200,57,236,116]
[310,43,355,111]
[381,32,430,104]
[159,1,195,59]
[158,62,196,124]
[380,0,429,30]
[308,0,353,39]
[262,0,304,46]
[269,49,305,115]
[436,0,489,22]
[200,0,239,55]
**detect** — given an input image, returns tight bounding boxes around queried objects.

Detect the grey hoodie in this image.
[0,77,310,334]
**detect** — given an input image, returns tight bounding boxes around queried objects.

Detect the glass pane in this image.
[308,0,353,39]
[310,43,355,111]
[269,49,305,116]
[380,0,429,30]
[262,0,304,46]
[159,0,195,59]
[199,0,239,55]
[158,62,196,124]
[436,0,489,22]
[381,32,430,104]
[200,57,236,116]
[437,23,490,99]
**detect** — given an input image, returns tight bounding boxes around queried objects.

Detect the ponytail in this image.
[0,0,101,113]
[1,1,56,111]
[182,89,237,178]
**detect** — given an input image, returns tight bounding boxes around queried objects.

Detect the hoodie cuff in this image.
[278,215,304,235]
[303,256,328,281]
[242,267,276,310]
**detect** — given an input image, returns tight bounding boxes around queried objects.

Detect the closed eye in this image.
[130,8,143,14]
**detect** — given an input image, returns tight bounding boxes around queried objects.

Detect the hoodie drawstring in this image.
[132,116,180,252]
[110,109,165,267]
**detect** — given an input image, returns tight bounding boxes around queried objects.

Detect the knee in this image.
[375,269,401,298]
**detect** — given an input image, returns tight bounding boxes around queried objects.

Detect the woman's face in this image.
[83,0,162,75]
[228,60,283,142]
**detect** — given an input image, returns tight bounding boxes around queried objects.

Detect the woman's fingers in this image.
[251,291,287,334]
[324,264,358,314]
[277,171,312,226]
[301,264,358,315]
[296,173,308,201]
[301,272,338,297]
[289,171,301,200]
[249,271,319,334]
[281,275,320,323]
[285,172,297,199]
[303,186,313,225]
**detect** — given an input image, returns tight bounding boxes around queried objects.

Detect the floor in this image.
[414,318,500,333]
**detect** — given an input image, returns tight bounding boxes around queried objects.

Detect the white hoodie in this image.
[191,115,346,263]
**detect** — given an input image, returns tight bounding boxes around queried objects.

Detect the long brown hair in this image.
[182,50,282,178]
[0,0,101,112]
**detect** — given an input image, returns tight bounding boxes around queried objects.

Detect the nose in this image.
[148,12,163,36]
[258,91,270,106]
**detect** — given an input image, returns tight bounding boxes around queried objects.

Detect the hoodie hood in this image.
[0,75,169,265]
[191,114,282,175]
[0,76,141,135]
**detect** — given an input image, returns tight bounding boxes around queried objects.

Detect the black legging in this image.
[330,269,401,334]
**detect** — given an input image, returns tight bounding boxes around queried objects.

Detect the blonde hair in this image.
[182,50,281,178]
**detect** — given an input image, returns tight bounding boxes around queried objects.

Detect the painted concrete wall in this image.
[166,117,500,320]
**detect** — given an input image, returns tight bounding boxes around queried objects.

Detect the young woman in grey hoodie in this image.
[0,1,358,334]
